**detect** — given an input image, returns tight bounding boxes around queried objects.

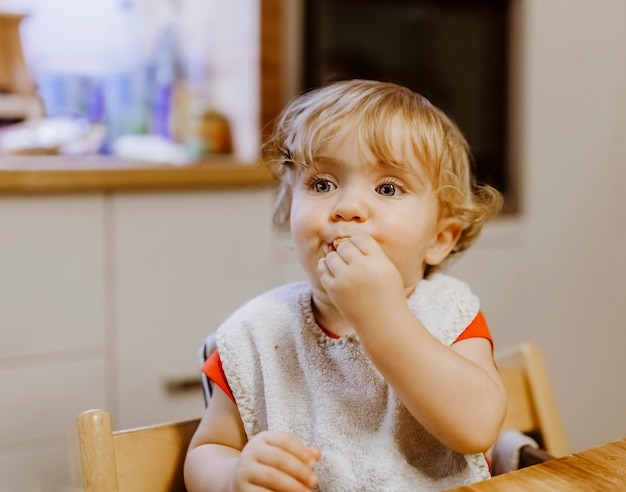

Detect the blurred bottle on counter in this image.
[182,58,233,158]
[148,20,183,140]
[103,0,234,159]
[145,0,212,150]
[185,105,233,158]
[100,0,150,153]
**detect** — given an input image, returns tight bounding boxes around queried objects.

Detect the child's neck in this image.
[311,296,355,337]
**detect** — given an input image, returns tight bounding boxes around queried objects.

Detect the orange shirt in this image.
[203,310,493,403]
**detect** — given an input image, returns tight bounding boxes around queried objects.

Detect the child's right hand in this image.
[230,430,321,492]
[320,233,406,328]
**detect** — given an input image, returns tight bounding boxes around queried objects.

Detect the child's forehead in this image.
[315,122,425,170]
[285,106,440,184]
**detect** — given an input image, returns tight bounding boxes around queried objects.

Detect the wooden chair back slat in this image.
[496,342,568,457]
[71,409,199,492]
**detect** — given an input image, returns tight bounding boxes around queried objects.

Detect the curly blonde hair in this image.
[263,79,503,272]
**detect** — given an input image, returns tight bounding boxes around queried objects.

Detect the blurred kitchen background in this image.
[1,0,626,491]
[0,0,258,161]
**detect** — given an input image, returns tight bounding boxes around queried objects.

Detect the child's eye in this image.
[313,179,336,193]
[377,183,400,196]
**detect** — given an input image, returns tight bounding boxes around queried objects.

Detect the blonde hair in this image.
[263,79,503,271]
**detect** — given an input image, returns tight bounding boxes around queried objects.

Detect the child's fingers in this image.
[318,256,335,279]
[246,462,316,492]
[263,431,320,466]
[330,234,382,266]
[332,239,363,264]
[308,446,322,463]
[346,232,380,255]
[243,432,319,489]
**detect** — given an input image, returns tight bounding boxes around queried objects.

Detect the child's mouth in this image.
[329,237,350,253]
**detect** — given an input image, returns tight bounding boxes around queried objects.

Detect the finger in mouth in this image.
[332,237,350,251]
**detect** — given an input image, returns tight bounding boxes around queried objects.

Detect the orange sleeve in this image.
[202,349,235,402]
[453,310,493,348]
[204,312,491,403]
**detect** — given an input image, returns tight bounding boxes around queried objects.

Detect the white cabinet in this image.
[112,189,276,427]
[0,195,108,491]
[0,195,107,358]
[0,187,283,489]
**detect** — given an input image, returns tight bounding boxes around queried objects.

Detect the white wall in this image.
[447,0,626,452]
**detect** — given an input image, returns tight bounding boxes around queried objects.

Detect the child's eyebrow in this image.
[313,155,340,165]
[309,155,345,171]
[377,160,432,189]
[315,154,419,175]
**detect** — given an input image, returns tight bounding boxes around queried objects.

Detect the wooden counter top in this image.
[446,437,626,491]
[0,156,277,194]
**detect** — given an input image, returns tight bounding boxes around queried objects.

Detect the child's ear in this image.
[425,218,463,267]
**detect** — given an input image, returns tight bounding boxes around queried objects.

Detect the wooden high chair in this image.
[495,341,569,458]
[69,343,567,490]
[68,409,199,492]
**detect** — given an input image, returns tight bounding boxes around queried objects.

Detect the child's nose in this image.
[331,192,368,222]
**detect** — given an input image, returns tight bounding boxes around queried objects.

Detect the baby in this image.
[184,79,506,491]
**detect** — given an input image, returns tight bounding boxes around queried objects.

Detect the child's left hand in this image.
[318,233,405,328]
